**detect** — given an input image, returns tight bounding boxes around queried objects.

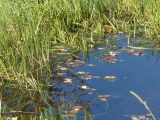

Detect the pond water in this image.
[56,33,160,120]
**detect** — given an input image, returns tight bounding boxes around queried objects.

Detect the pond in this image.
[55,32,160,120]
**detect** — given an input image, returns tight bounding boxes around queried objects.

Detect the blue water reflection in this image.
[74,34,160,120]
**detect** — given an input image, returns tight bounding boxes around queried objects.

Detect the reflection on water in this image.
[56,33,160,120]
[3,33,160,120]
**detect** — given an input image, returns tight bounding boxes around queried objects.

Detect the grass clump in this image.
[0,0,112,119]
[115,0,160,38]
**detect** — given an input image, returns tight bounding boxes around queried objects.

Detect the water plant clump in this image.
[0,0,112,119]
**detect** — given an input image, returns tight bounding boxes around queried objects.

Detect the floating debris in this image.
[98,97,107,102]
[87,64,96,66]
[98,47,105,50]
[77,71,86,74]
[75,60,85,64]
[81,76,92,80]
[70,105,82,114]
[107,59,116,64]
[124,47,144,56]
[133,52,143,56]
[66,60,85,67]
[146,114,152,117]
[72,54,79,60]
[57,72,66,76]
[63,78,73,83]
[98,94,110,102]
[78,85,90,90]
[131,115,149,120]
[59,67,67,70]
[63,105,83,118]
[109,51,118,56]
[90,88,97,91]
[98,94,111,98]
[88,44,94,49]
[104,76,116,79]
[92,76,100,79]
[99,51,119,64]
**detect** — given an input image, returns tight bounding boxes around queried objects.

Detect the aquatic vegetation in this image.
[1,0,160,119]
[116,0,160,37]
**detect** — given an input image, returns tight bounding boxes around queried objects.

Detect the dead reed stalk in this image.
[130,91,156,120]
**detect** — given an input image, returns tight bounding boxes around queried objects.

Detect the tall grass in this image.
[115,0,160,39]
[0,0,113,119]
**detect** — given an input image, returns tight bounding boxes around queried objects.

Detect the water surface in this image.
[71,34,160,120]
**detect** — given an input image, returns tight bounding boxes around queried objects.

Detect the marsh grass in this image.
[116,0,160,39]
[0,0,112,119]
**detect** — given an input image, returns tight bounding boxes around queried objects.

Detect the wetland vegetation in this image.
[1,0,160,119]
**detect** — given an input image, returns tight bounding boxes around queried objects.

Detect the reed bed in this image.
[116,0,160,39]
[0,0,111,119]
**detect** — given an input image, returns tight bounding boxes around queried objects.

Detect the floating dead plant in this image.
[99,51,120,64]
[104,76,116,79]
[130,91,156,120]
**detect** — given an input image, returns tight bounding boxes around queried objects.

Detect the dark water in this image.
[70,33,160,120]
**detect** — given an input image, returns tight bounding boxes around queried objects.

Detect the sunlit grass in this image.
[116,0,160,38]
[0,0,111,119]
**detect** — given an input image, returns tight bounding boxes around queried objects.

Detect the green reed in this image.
[0,0,114,88]
[0,0,111,119]
[116,0,160,38]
